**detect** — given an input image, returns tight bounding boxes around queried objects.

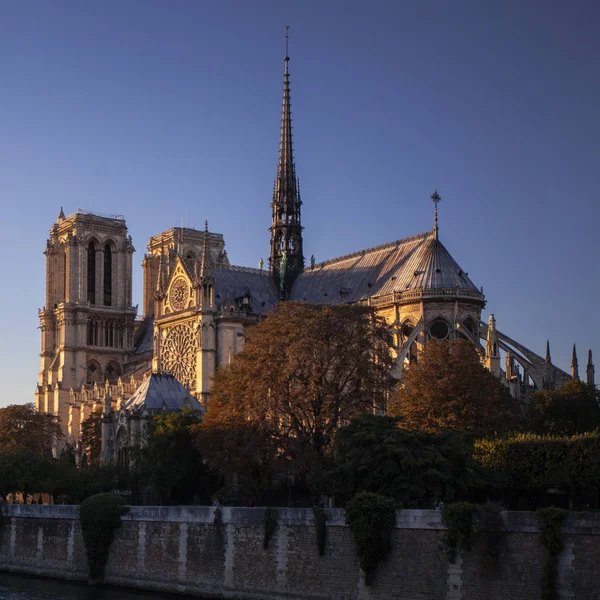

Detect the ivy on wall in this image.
[313,507,327,556]
[79,493,129,582]
[263,507,277,549]
[536,507,567,600]
[345,492,396,586]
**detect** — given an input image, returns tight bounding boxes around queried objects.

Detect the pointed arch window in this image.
[87,243,96,304]
[104,243,112,306]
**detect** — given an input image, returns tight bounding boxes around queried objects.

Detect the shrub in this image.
[79,493,129,582]
[345,492,396,586]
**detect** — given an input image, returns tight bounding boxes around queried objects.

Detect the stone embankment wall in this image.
[1,505,599,599]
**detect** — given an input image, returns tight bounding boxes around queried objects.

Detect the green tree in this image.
[80,411,103,464]
[136,409,218,505]
[0,403,62,456]
[328,414,477,506]
[527,380,600,436]
[389,339,520,437]
[197,302,395,489]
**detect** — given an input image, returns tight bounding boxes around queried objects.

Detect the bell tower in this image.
[36,209,137,434]
[269,27,304,298]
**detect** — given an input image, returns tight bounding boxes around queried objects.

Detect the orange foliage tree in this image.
[388,339,520,437]
[196,302,395,488]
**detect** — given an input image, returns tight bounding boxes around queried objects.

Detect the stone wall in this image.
[1,505,599,599]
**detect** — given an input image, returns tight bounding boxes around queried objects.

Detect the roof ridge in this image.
[313,231,431,269]
[216,264,273,276]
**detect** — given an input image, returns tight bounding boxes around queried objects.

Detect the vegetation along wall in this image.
[0,505,599,600]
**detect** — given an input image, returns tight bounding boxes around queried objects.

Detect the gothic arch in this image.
[86,360,103,385]
[87,238,100,304]
[105,361,122,384]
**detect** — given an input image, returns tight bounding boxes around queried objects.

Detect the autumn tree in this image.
[527,380,600,436]
[197,302,395,488]
[0,403,62,456]
[80,411,103,465]
[388,339,520,437]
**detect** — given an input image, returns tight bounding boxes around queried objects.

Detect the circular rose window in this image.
[169,277,189,311]
[429,320,449,340]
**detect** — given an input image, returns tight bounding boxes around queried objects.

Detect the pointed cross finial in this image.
[204,220,209,233]
[545,340,551,364]
[572,343,580,380]
[285,25,290,59]
[431,188,441,240]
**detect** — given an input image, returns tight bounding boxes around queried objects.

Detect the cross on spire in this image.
[431,189,441,240]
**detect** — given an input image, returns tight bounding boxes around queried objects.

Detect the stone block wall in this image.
[1,505,600,599]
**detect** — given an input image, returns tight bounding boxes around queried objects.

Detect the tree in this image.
[328,414,477,506]
[135,409,218,505]
[197,302,395,488]
[0,403,62,456]
[388,339,520,437]
[80,411,103,464]
[527,380,600,436]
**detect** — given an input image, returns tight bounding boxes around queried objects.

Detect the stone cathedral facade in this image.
[36,49,594,454]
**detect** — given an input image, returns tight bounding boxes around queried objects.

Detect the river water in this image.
[0,573,199,600]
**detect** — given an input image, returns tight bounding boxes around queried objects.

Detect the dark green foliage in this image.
[474,432,600,505]
[345,492,396,586]
[329,414,478,507]
[313,507,327,556]
[441,502,474,562]
[79,493,129,582]
[535,507,567,600]
[263,507,278,549]
[528,380,600,436]
[473,503,503,568]
[135,409,220,505]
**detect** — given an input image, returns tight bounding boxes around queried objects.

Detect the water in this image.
[0,573,199,600]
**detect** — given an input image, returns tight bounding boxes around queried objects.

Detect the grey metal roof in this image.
[122,373,204,412]
[133,316,154,355]
[213,266,279,315]
[290,231,479,304]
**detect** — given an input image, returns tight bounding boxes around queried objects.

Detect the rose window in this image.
[169,277,189,311]
[161,323,197,390]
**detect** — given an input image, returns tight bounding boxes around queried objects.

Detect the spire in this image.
[157,242,168,296]
[571,343,580,380]
[200,220,211,278]
[486,314,499,359]
[545,340,552,364]
[57,207,66,222]
[269,26,304,299]
[587,349,595,387]
[431,189,441,240]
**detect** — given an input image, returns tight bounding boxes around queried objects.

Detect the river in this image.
[0,573,200,600]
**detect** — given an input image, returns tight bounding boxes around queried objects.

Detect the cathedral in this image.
[35,46,594,456]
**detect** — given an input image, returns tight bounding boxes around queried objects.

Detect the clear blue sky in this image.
[1,0,598,407]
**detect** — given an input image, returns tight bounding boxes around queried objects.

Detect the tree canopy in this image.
[388,339,520,437]
[527,380,600,436]
[0,403,62,456]
[197,302,395,488]
[327,413,477,506]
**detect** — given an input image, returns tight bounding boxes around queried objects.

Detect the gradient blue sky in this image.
[1,1,598,407]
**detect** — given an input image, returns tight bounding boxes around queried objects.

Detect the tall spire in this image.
[545,340,552,364]
[431,189,441,240]
[571,343,580,380]
[269,26,304,299]
[587,349,595,387]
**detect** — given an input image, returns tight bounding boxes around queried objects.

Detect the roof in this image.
[290,231,480,304]
[122,373,204,413]
[213,266,279,315]
[133,315,154,355]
